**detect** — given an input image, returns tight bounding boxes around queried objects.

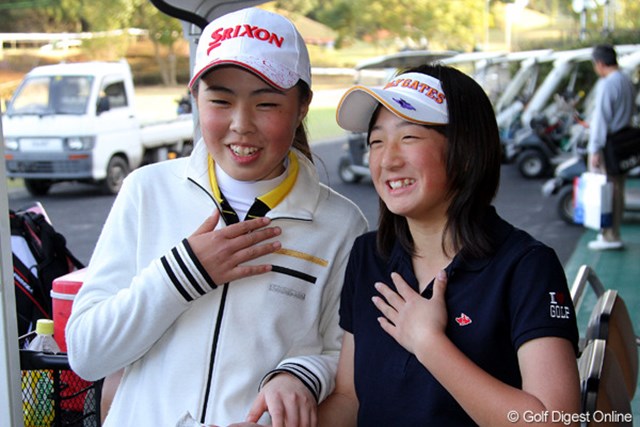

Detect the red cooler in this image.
[51,267,92,412]
[51,267,87,352]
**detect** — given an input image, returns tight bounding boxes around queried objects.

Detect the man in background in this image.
[587,44,636,250]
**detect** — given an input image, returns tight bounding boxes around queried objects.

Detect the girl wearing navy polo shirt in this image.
[319,64,580,426]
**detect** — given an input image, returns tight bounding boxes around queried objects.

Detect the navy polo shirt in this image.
[339,207,579,426]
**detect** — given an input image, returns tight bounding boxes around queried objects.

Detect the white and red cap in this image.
[336,72,449,133]
[189,7,311,90]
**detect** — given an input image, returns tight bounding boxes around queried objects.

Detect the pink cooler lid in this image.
[52,267,87,294]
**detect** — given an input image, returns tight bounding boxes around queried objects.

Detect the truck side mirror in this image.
[97,97,110,115]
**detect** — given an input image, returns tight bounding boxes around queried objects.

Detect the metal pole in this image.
[602,0,610,36]
[181,20,201,143]
[485,0,490,51]
[505,3,513,52]
[609,0,615,33]
[0,108,25,427]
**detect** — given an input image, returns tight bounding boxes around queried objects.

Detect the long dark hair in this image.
[293,80,313,163]
[375,64,501,260]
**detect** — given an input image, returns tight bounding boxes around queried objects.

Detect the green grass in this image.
[306,106,347,143]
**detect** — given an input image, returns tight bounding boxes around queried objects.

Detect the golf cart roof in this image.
[440,51,507,66]
[355,49,459,71]
[619,48,640,72]
[543,45,639,66]
[519,44,640,127]
[492,49,554,64]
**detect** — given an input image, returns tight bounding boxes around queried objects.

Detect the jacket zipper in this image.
[188,178,228,423]
[199,282,229,423]
[187,177,312,422]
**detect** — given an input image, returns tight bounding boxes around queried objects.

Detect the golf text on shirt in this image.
[549,291,571,319]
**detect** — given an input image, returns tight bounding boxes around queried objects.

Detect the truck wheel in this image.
[516,149,549,179]
[24,179,52,196]
[338,155,361,183]
[102,156,130,195]
[557,185,578,225]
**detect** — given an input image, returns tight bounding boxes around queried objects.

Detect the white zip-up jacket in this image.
[66,141,368,426]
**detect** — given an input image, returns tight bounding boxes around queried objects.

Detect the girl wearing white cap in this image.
[319,64,580,426]
[66,7,367,427]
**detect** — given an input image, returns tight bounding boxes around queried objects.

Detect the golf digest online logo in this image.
[506,410,632,424]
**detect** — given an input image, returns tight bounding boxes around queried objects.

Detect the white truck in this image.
[3,60,194,195]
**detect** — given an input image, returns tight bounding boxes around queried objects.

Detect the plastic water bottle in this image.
[23,319,60,426]
[27,319,61,353]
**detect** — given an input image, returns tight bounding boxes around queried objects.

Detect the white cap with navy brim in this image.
[336,72,449,133]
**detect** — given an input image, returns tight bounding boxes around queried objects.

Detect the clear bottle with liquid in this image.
[27,319,61,353]
[23,319,60,426]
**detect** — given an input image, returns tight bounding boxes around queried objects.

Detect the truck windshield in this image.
[7,75,93,116]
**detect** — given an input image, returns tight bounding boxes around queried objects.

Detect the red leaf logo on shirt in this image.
[455,313,472,326]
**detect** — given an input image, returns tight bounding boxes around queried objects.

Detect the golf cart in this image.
[494,49,556,152]
[440,50,510,104]
[542,47,640,224]
[503,47,602,178]
[505,45,640,178]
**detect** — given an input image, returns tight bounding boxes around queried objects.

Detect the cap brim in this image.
[189,58,301,91]
[336,85,448,133]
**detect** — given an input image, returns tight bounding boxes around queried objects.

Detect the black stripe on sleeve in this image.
[171,246,206,296]
[280,363,321,399]
[261,367,320,402]
[182,238,216,288]
[161,255,193,302]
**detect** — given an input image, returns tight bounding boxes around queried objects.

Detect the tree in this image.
[131,0,184,86]
[0,0,84,32]
[311,0,484,51]
[308,0,359,47]
[271,0,319,16]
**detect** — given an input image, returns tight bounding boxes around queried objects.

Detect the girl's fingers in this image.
[239,226,282,248]
[236,240,282,261]
[374,282,404,310]
[229,264,273,281]
[190,210,220,236]
[222,216,273,239]
[432,270,448,299]
[390,272,417,299]
[371,295,392,317]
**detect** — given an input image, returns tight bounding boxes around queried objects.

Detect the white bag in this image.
[573,172,613,230]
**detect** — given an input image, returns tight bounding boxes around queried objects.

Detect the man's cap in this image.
[336,72,448,133]
[189,8,311,90]
[592,44,617,66]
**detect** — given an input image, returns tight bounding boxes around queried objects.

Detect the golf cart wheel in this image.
[557,185,578,225]
[24,179,52,196]
[516,149,549,179]
[338,155,362,183]
[102,155,130,195]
